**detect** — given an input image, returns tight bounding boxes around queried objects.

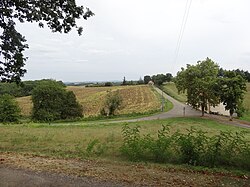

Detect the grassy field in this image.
[1,118,249,185]
[161,82,187,103]
[16,85,164,118]
[0,117,249,160]
[241,83,250,121]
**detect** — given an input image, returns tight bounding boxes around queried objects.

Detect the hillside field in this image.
[16,85,163,117]
[161,82,187,103]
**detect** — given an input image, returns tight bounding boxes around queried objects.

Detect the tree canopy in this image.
[175,58,220,116]
[218,70,246,120]
[0,0,94,83]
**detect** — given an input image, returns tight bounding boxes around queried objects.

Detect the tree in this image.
[144,75,151,84]
[218,71,246,120]
[165,73,173,82]
[0,94,20,122]
[0,1,94,83]
[100,91,123,116]
[122,77,127,85]
[152,74,167,86]
[32,80,82,122]
[137,77,144,85]
[176,58,220,116]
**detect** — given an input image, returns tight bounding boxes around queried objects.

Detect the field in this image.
[16,85,163,117]
[0,117,249,160]
[161,82,187,103]
[241,83,250,121]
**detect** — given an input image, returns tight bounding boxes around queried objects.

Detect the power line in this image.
[173,0,192,65]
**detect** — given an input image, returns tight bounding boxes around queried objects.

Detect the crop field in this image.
[161,82,187,103]
[16,85,162,117]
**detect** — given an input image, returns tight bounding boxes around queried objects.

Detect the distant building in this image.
[148,81,154,85]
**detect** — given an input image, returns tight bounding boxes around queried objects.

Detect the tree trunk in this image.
[201,105,205,117]
[229,109,234,121]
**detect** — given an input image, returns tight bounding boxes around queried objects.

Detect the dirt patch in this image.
[0,152,249,187]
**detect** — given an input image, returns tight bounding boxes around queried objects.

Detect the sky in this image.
[16,0,250,82]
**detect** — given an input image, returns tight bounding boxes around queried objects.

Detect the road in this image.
[105,87,250,129]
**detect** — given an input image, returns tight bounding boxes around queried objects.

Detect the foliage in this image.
[121,125,250,170]
[32,80,82,122]
[143,75,151,84]
[0,79,65,97]
[175,58,220,116]
[218,71,246,120]
[152,74,167,86]
[0,94,20,122]
[0,1,94,83]
[104,82,113,87]
[137,77,144,85]
[100,90,123,116]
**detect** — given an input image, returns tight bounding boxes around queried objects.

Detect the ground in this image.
[0,153,249,187]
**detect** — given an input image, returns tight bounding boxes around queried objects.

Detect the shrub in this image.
[32,81,83,122]
[100,90,122,116]
[120,125,250,171]
[0,94,21,122]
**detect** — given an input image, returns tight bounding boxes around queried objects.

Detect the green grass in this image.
[161,82,187,103]
[0,117,249,160]
[241,83,250,121]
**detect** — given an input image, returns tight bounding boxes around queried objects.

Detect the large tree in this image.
[0,0,94,83]
[175,58,220,116]
[218,71,246,120]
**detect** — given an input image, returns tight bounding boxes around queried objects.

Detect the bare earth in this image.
[0,153,249,187]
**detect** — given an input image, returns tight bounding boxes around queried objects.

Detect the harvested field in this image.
[16,85,162,117]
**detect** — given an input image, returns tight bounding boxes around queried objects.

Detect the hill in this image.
[16,85,163,117]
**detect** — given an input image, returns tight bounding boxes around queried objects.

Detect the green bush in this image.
[0,94,21,122]
[32,81,82,122]
[100,90,122,116]
[120,125,250,171]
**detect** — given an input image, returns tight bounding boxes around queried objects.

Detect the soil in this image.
[0,153,249,187]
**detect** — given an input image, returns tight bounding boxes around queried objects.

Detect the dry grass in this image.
[15,96,33,117]
[16,85,161,117]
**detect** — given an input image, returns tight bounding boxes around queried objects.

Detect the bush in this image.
[0,94,21,122]
[32,81,82,122]
[120,125,250,171]
[100,91,122,116]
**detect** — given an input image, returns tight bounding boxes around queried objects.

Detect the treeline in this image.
[143,73,173,85]
[0,79,65,97]
[219,68,250,82]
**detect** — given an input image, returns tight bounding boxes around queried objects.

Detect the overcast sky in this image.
[17,0,250,82]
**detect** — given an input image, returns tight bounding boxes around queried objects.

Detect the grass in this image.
[1,117,249,160]
[241,83,250,121]
[15,85,165,118]
[161,82,187,103]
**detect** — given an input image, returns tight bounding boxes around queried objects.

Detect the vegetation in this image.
[143,73,173,85]
[175,58,247,119]
[121,125,250,170]
[0,1,93,82]
[0,94,21,122]
[17,85,163,118]
[32,81,82,122]
[0,80,65,97]
[0,118,249,171]
[161,82,187,103]
[100,91,123,116]
[218,71,246,120]
[176,58,220,116]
